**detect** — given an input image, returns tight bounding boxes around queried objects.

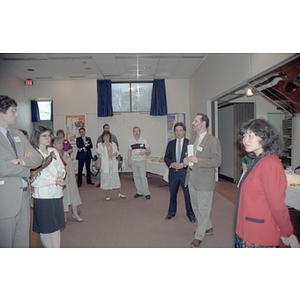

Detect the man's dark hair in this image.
[197,113,209,128]
[0,95,18,113]
[174,122,186,132]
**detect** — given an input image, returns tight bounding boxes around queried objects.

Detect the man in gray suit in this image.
[184,113,221,248]
[0,95,42,247]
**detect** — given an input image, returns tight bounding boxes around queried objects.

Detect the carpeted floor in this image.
[60,173,235,248]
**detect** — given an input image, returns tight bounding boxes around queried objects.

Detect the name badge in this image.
[197,146,203,152]
[14,136,21,143]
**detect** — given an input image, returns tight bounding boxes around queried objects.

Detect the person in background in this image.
[234,118,294,248]
[164,122,195,223]
[184,113,222,248]
[52,136,83,222]
[97,123,119,150]
[30,125,66,248]
[96,124,119,188]
[19,129,29,139]
[128,126,151,200]
[76,127,94,187]
[56,129,73,156]
[241,153,255,172]
[294,166,300,174]
[97,130,126,200]
[0,95,42,248]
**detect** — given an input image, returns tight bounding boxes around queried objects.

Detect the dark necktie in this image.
[6,130,28,184]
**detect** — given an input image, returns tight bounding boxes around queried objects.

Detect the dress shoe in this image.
[77,184,81,187]
[72,215,83,222]
[165,215,175,220]
[190,239,202,248]
[96,183,100,188]
[145,195,151,200]
[189,217,196,223]
[106,197,110,201]
[118,193,127,198]
[134,193,143,198]
[87,182,95,185]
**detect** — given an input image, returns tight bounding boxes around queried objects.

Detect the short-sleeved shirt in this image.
[128,137,149,161]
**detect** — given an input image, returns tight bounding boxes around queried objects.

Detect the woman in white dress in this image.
[97,130,126,200]
[30,126,66,248]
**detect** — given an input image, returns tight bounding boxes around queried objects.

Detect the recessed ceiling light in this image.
[144,66,151,69]
[86,67,92,70]
[82,61,87,64]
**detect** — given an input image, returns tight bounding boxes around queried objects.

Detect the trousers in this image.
[131,160,150,196]
[188,171,213,240]
[0,188,30,248]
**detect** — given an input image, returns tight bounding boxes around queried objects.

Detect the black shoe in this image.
[165,215,175,220]
[77,184,81,187]
[87,182,95,185]
[145,195,151,200]
[189,216,196,223]
[134,193,143,198]
[96,183,100,188]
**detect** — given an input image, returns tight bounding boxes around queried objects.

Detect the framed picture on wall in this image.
[167,113,186,142]
[65,114,86,145]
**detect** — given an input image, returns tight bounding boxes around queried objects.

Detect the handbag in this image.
[95,156,101,170]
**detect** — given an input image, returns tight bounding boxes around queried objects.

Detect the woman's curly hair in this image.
[238,118,284,156]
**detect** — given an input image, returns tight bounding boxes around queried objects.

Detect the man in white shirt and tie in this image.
[164,122,195,222]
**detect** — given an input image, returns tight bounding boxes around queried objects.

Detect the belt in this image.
[23,187,28,192]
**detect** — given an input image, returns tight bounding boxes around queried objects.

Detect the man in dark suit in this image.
[164,122,195,222]
[0,95,43,247]
[76,127,94,187]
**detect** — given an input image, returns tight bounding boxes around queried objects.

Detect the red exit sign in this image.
[24,79,33,86]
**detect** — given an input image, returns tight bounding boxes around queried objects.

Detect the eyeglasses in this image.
[7,108,18,113]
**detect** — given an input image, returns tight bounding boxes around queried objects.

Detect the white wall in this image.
[0,70,32,133]
[189,53,300,167]
[24,78,190,161]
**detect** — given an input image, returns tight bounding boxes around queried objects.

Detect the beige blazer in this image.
[185,132,221,191]
[0,128,42,219]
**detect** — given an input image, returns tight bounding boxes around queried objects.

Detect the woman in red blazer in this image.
[234,118,294,248]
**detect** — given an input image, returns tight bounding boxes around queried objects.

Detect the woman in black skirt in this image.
[30,126,66,247]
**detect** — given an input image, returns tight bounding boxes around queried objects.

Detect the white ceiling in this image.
[0,53,208,82]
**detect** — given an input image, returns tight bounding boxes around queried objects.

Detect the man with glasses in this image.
[0,95,42,247]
